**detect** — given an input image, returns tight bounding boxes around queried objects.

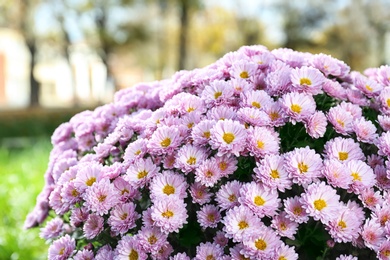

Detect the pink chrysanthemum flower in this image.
[178,93,206,114]
[115,235,147,260]
[40,217,63,240]
[376,164,390,190]
[352,117,378,143]
[237,107,271,127]
[191,120,216,147]
[284,196,310,224]
[150,171,188,201]
[325,205,362,243]
[271,212,299,239]
[354,74,383,98]
[138,226,168,254]
[222,205,262,242]
[322,159,352,189]
[378,240,390,260]
[285,146,323,186]
[194,242,224,260]
[241,226,282,259]
[378,115,390,131]
[238,182,280,218]
[246,126,280,158]
[280,92,316,124]
[84,179,119,216]
[83,214,104,240]
[201,80,235,107]
[290,66,325,95]
[241,90,273,110]
[194,159,222,187]
[112,177,140,202]
[324,137,365,162]
[327,107,354,136]
[150,241,173,259]
[197,204,221,229]
[189,182,212,205]
[377,132,390,157]
[209,119,247,156]
[311,53,348,77]
[170,252,190,260]
[61,181,82,206]
[304,110,327,139]
[151,198,188,233]
[147,125,183,155]
[372,204,390,227]
[254,154,292,192]
[74,162,103,193]
[73,249,94,260]
[107,202,140,235]
[358,188,383,210]
[215,180,241,211]
[264,101,288,127]
[300,181,341,223]
[230,60,258,80]
[378,87,390,115]
[214,155,238,178]
[213,231,229,248]
[361,218,386,251]
[207,105,237,121]
[174,144,208,174]
[124,157,160,188]
[123,138,148,163]
[48,235,75,260]
[335,255,358,260]
[346,160,376,194]
[274,244,299,260]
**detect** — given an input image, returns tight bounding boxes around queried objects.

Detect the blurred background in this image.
[0,0,389,259]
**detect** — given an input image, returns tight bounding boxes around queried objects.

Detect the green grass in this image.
[0,138,52,260]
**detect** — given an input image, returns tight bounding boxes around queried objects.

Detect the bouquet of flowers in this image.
[25,45,390,260]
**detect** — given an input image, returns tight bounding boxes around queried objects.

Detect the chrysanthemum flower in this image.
[147,125,183,155]
[377,132,390,157]
[322,159,353,189]
[214,155,238,178]
[311,53,349,78]
[189,182,212,205]
[324,137,365,162]
[194,159,222,187]
[209,119,247,156]
[213,231,229,248]
[150,171,188,201]
[378,87,390,115]
[194,242,224,260]
[48,235,75,260]
[151,198,188,233]
[115,235,147,260]
[207,105,237,121]
[241,226,282,259]
[230,60,258,80]
[238,182,280,218]
[325,205,362,243]
[73,249,94,260]
[352,117,378,143]
[40,217,63,240]
[254,154,292,192]
[274,244,299,260]
[84,179,119,216]
[263,101,288,127]
[353,74,383,98]
[169,252,191,260]
[222,205,263,242]
[304,110,327,139]
[284,196,309,224]
[280,92,316,124]
[335,255,358,260]
[377,240,390,260]
[112,177,140,202]
[83,214,104,240]
[361,218,386,251]
[73,162,103,193]
[178,93,206,115]
[265,62,292,96]
[124,157,160,188]
[241,90,273,110]
[290,66,325,95]
[138,226,168,254]
[285,146,323,186]
[107,202,140,236]
[358,188,383,210]
[271,212,299,239]
[346,160,376,194]
[378,115,390,131]
[322,79,348,100]
[246,126,280,158]
[327,106,354,135]
[123,139,148,163]
[174,144,208,174]
[237,107,270,127]
[197,204,221,229]
[201,80,235,107]
[300,181,341,223]
[215,180,242,210]
[191,120,216,147]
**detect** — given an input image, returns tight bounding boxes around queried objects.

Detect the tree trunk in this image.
[178,0,189,71]
[27,41,40,107]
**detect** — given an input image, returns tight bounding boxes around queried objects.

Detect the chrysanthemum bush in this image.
[25,45,390,259]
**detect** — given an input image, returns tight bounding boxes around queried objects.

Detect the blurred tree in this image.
[0,0,42,107]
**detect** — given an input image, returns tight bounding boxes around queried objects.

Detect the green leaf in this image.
[177,221,202,248]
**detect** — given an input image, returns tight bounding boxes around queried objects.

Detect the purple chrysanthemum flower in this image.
[197,204,221,229]
[246,126,280,158]
[124,157,160,188]
[241,226,282,259]
[194,242,224,260]
[84,179,119,216]
[280,92,316,124]
[83,213,104,240]
[108,202,140,235]
[284,196,309,224]
[271,212,299,239]
[48,234,75,260]
[115,235,147,260]
[290,66,325,95]
[194,159,222,187]
[174,144,208,173]
[40,217,64,240]
[150,171,188,201]
[147,125,183,155]
[305,110,327,139]
[138,226,168,254]
[73,249,94,260]
[215,180,241,211]
[189,182,212,205]
[377,131,390,157]
[322,159,352,189]
[324,137,365,162]
[151,198,188,233]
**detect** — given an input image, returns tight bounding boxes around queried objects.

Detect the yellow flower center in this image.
[280,222,287,230]
[214,91,222,99]
[218,161,228,171]
[207,214,215,222]
[148,235,157,245]
[206,256,215,260]
[298,162,308,173]
[238,221,249,229]
[252,101,261,108]
[279,257,287,260]
[162,210,174,218]
[205,170,214,178]
[314,199,327,211]
[240,71,249,79]
[86,177,96,186]
[300,77,312,86]
[365,85,373,92]
[336,119,345,127]
[59,248,65,255]
[293,206,302,215]
[187,122,194,128]
[203,131,210,139]
[255,239,267,250]
[97,195,107,202]
[270,169,280,179]
[338,220,347,229]
[137,170,148,179]
[71,189,79,197]
[387,99,390,108]
[339,152,348,161]
[160,138,171,148]
[187,156,197,165]
[270,111,280,121]
[351,172,362,181]
[223,132,235,144]
[134,150,141,155]
[120,213,128,220]
[129,249,139,260]
[257,140,264,149]
[254,196,265,206]
[163,184,175,195]
[187,107,195,112]
[291,104,302,114]
[228,194,236,202]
